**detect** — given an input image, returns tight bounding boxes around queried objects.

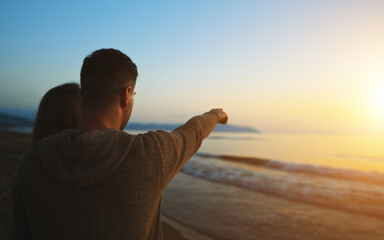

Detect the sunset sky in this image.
[0,0,383,134]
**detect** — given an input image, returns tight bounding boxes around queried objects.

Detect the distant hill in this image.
[0,113,34,128]
[125,122,259,132]
[213,124,258,132]
[0,111,259,133]
[0,108,36,120]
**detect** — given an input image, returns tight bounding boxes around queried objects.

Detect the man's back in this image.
[13,112,221,239]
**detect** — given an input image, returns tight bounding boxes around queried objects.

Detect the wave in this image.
[181,157,384,219]
[195,153,384,186]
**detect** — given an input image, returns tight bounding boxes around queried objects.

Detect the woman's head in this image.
[33,83,81,143]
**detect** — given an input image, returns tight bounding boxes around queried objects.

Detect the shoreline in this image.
[162,215,215,240]
[4,129,384,239]
[162,171,384,240]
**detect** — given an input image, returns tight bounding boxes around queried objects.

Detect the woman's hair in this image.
[32,83,81,143]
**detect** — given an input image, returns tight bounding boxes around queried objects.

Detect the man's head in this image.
[80,48,138,129]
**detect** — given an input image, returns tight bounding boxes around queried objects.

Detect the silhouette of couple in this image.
[13,48,227,239]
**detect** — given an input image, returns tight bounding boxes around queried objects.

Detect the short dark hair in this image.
[33,83,81,143]
[80,48,138,108]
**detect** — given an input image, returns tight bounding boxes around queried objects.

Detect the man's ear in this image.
[120,87,130,108]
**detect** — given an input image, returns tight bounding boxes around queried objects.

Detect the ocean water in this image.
[8,128,383,238]
[160,132,384,239]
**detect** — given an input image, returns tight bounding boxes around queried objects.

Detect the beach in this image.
[2,130,384,239]
[163,172,384,240]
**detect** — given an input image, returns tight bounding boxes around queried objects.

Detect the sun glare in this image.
[371,82,384,117]
[377,94,384,113]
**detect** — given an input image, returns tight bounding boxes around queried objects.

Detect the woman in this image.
[32,83,81,143]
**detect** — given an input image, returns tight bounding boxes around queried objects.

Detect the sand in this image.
[3,129,384,239]
[162,169,384,240]
[0,129,213,240]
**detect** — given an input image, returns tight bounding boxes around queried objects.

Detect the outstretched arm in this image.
[148,109,228,189]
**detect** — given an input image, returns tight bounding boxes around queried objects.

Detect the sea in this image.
[12,127,384,239]
[157,131,384,240]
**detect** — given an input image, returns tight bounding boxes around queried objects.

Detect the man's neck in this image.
[77,109,122,131]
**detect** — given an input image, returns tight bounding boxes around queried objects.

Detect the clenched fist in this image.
[209,108,228,124]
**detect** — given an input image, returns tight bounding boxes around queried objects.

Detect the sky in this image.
[0,0,384,134]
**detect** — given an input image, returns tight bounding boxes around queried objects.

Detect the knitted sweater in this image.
[12,112,219,240]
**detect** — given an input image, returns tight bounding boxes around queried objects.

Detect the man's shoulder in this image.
[59,128,138,144]
[24,128,136,163]
[20,129,140,189]
[69,128,130,138]
[135,130,174,143]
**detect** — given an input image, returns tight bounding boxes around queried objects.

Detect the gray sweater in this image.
[12,112,219,240]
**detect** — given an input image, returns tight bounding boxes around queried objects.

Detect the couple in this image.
[13,48,228,240]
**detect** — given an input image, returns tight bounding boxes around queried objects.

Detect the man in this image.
[13,48,227,239]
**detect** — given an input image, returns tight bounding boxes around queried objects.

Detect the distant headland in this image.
[125,123,259,133]
[0,108,259,133]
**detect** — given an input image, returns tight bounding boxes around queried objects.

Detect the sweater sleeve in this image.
[148,112,219,190]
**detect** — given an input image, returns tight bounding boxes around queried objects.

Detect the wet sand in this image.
[162,169,384,240]
[0,129,211,240]
[3,129,384,239]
